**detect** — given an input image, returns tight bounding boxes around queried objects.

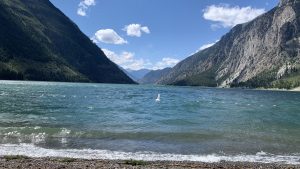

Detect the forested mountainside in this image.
[0,0,135,84]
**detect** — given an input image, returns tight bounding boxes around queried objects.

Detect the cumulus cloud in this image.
[92,29,127,45]
[123,24,150,37]
[102,49,134,65]
[102,49,180,70]
[190,40,219,56]
[153,57,180,70]
[199,39,220,51]
[203,4,266,28]
[199,42,216,51]
[77,0,96,16]
[102,49,148,70]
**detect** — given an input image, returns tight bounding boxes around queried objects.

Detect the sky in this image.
[49,0,279,70]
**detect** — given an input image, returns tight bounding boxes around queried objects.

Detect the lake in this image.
[0,81,299,164]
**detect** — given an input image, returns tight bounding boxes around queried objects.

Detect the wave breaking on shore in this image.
[0,144,299,164]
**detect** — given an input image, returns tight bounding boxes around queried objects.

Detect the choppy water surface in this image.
[0,81,299,164]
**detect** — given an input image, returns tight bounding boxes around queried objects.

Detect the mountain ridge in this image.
[0,0,135,84]
[139,68,172,84]
[125,69,151,81]
[158,0,300,89]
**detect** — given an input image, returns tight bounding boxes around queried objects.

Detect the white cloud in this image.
[102,49,180,70]
[191,40,219,56]
[123,24,150,37]
[77,0,96,16]
[203,4,266,28]
[102,49,147,70]
[199,40,219,51]
[102,49,133,65]
[126,59,149,70]
[153,57,180,70]
[92,29,127,45]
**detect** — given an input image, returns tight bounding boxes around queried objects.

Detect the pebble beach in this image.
[0,156,300,169]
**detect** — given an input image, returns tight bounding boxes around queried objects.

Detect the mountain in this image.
[119,67,137,82]
[0,0,135,84]
[159,0,300,89]
[139,68,172,84]
[125,69,151,81]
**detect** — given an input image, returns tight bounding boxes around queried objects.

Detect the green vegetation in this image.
[271,72,300,89]
[0,0,134,84]
[231,66,300,89]
[172,69,217,87]
[231,69,278,88]
[0,68,23,80]
[124,159,148,166]
[139,68,171,84]
[3,155,29,160]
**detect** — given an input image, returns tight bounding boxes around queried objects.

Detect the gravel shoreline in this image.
[0,156,299,169]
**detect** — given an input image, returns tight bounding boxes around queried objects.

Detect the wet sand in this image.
[0,156,299,169]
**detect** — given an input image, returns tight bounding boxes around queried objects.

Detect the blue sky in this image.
[49,0,278,70]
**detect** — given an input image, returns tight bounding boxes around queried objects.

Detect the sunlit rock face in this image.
[159,0,300,88]
[279,0,297,7]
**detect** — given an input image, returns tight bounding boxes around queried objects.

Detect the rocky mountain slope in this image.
[0,0,135,84]
[139,68,172,84]
[158,0,300,89]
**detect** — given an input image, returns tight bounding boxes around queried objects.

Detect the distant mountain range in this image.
[158,0,300,89]
[139,68,172,84]
[125,69,151,81]
[122,68,172,84]
[0,0,134,84]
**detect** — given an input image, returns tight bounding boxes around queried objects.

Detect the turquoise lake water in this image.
[0,80,299,163]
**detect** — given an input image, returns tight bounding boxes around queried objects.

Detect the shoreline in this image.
[253,87,300,92]
[1,80,300,92]
[289,87,300,91]
[0,156,299,169]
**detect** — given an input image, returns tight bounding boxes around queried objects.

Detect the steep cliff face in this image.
[159,0,300,89]
[279,0,298,6]
[0,0,135,84]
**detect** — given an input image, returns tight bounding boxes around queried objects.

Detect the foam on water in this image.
[0,91,9,96]
[30,133,46,143]
[1,81,300,165]
[34,126,41,130]
[57,128,71,144]
[59,128,71,136]
[0,144,299,164]
[0,127,72,144]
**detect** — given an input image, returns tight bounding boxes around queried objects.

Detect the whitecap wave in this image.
[59,128,71,136]
[34,126,41,130]
[57,128,71,144]
[0,91,9,96]
[0,144,299,164]
[30,133,46,144]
